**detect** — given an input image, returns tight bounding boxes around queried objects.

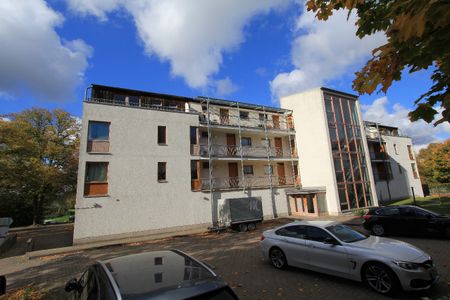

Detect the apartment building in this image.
[365,122,424,202]
[74,84,315,244]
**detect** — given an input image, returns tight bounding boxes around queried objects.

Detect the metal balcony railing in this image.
[86,97,189,113]
[190,144,296,158]
[199,113,295,132]
[193,176,296,191]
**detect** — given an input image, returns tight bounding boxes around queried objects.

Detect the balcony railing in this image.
[369,151,388,160]
[190,144,296,159]
[192,176,296,191]
[199,113,295,132]
[86,97,189,113]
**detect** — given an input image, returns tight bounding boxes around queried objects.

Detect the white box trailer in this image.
[217,197,263,231]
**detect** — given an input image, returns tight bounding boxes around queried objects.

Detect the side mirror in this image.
[65,278,79,293]
[0,275,6,295]
[324,237,338,246]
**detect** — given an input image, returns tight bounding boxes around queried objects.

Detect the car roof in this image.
[101,250,227,299]
[286,220,339,228]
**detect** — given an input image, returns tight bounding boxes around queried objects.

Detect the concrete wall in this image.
[74,102,212,243]
[280,88,341,215]
[375,135,424,201]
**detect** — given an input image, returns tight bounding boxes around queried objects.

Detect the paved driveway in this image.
[2,219,449,300]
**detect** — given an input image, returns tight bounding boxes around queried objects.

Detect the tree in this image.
[416,139,450,184]
[0,108,80,225]
[306,0,450,125]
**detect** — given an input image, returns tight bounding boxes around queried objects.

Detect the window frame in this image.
[84,162,109,197]
[239,111,249,120]
[241,137,252,146]
[243,165,254,175]
[88,121,110,141]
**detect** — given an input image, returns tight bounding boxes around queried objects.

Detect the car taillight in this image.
[260,234,265,241]
[363,214,371,220]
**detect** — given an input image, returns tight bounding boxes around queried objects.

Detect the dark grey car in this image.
[65,249,238,299]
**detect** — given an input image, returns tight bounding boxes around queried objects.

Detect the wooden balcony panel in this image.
[87,140,110,153]
[84,182,108,196]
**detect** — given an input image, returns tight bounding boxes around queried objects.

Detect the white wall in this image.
[74,102,212,243]
[280,88,341,215]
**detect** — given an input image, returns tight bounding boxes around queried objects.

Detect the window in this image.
[158,126,166,144]
[241,137,252,146]
[202,162,209,169]
[407,145,414,160]
[393,144,398,155]
[379,207,399,216]
[78,268,99,300]
[201,131,208,138]
[276,225,306,239]
[259,113,268,121]
[306,226,333,243]
[411,163,419,179]
[243,165,254,175]
[398,163,402,174]
[88,121,110,140]
[84,162,108,196]
[191,160,199,180]
[190,127,197,145]
[158,162,167,181]
[264,165,273,175]
[239,111,249,120]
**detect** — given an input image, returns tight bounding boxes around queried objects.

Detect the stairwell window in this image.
[158,162,167,182]
[158,126,166,145]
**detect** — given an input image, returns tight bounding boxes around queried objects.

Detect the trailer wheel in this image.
[247,222,256,231]
[238,223,248,232]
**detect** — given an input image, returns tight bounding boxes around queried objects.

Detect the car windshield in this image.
[326,224,368,243]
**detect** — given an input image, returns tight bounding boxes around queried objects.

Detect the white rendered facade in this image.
[365,123,424,202]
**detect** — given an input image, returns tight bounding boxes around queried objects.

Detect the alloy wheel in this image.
[364,264,393,294]
[270,248,286,269]
[372,224,385,236]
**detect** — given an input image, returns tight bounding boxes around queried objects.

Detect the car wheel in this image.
[269,247,287,269]
[371,223,385,236]
[363,262,399,295]
[247,222,256,231]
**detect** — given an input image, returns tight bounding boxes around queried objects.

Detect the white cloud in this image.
[270,6,386,100]
[0,1,93,102]
[214,77,238,97]
[362,97,450,150]
[68,0,287,90]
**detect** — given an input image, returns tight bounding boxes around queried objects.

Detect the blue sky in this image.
[0,0,448,149]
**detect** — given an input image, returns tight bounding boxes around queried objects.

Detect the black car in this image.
[65,249,238,300]
[363,205,450,238]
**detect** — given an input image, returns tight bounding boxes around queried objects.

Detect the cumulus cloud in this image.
[270,6,386,100]
[214,77,238,97]
[362,97,450,150]
[0,1,93,102]
[68,0,286,90]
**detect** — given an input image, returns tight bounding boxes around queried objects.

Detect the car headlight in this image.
[393,261,421,270]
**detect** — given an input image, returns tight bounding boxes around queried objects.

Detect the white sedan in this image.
[260,220,438,295]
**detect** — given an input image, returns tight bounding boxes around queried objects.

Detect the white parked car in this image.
[260,220,438,295]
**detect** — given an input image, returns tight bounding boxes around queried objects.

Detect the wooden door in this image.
[228,162,239,187]
[220,109,229,125]
[274,137,283,157]
[277,163,285,185]
[226,134,236,156]
[272,115,280,129]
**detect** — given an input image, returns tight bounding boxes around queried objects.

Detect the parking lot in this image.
[2,218,449,299]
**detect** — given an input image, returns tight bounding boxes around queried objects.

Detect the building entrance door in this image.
[290,194,319,216]
[228,162,239,188]
[226,134,237,156]
[277,163,285,185]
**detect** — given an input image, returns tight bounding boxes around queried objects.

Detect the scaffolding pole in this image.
[236,102,246,191]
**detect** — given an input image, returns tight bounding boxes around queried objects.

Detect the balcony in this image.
[199,113,295,132]
[192,176,297,191]
[369,151,388,161]
[190,144,296,159]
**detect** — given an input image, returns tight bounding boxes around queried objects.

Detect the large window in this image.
[84,162,108,196]
[324,93,372,211]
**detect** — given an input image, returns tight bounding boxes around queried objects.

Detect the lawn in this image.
[43,209,75,224]
[389,196,450,216]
